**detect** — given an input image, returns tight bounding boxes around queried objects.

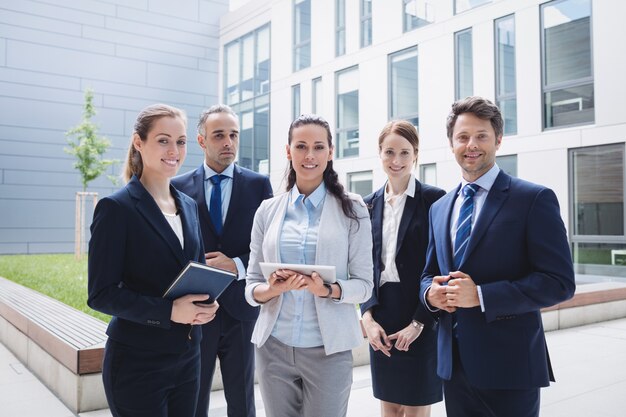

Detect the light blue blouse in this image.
[271,183,326,347]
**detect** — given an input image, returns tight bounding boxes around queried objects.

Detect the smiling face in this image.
[379,132,417,182]
[286,123,333,195]
[450,112,502,182]
[133,116,187,181]
[198,112,239,173]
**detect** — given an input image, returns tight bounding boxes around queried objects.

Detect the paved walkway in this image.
[1,318,625,417]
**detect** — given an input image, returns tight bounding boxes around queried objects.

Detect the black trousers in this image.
[195,307,256,417]
[103,338,201,417]
[444,341,540,417]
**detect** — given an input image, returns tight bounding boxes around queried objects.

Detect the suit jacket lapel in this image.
[437,186,459,272]
[128,177,187,267]
[173,187,198,264]
[370,188,384,267]
[223,165,242,232]
[462,171,510,265]
[396,180,420,257]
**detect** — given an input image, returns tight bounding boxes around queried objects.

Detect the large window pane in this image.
[292,84,301,120]
[455,0,491,14]
[404,1,434,32]
[336,0,346,56]
[348,171,373,197]
[224,25,271,174]
[225,42,240,105]
[336,67,359,158]
[255,26,270,95]
[455,28,473,100]
[571,144,624,236]
[495,15,517,135]
[360,0,372,48]
[542,0,593,128]
[389,46,418,126]
[496,154,517,177]
[293,0,311,71]
[419,163,436,186]
[312,77,322,114]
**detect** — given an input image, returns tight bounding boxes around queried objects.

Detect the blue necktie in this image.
[209,175,225,236]
[453,183,479,269]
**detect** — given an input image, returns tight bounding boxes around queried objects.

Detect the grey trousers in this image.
[256,336,353,417]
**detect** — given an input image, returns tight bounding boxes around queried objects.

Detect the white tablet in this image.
[259,262,336,283]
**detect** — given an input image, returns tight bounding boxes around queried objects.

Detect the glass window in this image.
[225,41,240,105]
[292,84,301,120]
[496,155,517,177]
[455,0,491,14]
[293,0,311,72]
[348,171,373,197]
[312,77,322,114]
[336,0,345,56]
[389,46,418,127]
[542,0,593,128]
[570,144,626,275]
[336,66,359,158]
[360,0,372,48]
[495,15,517,136]
[223,24,271,173]
[455,28,473,100]
[419,163,436,186]
[403,0,434,32]
[256,26,270,95]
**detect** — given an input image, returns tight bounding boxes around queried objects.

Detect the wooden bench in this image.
[0,276,108,413]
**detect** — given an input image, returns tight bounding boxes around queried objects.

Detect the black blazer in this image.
[361,179,445,328]
[87,176,206,353]
[172,164,273,321]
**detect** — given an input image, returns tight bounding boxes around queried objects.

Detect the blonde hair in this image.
[122,104,187,183]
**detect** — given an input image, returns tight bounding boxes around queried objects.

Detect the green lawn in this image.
[0,254,110,323]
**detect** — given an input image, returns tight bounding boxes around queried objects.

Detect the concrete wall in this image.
[0,0,228,254]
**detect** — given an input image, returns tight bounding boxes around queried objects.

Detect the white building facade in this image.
[220,0,626,280]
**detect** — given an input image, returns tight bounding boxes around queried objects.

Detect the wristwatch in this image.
[411,320,424,330]
[322,283,333,298]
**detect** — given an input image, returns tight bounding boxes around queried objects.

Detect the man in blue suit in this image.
[420,96,576,417]
[172,104,273,417]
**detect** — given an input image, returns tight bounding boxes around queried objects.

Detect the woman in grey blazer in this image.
[245,115,373,417]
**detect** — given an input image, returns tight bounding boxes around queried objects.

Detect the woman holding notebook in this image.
[245,114,373,417]
[87,104,219,417]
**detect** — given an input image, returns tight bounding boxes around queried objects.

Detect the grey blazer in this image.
[245,190,374,355]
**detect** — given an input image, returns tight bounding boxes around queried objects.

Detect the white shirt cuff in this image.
[477,285,485,312]
[423,285,440,312]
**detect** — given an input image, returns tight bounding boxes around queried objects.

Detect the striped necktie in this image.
[453,183,479,269]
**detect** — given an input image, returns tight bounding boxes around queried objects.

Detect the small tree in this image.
[65,89,117,190]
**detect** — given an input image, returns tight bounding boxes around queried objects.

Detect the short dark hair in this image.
[446,96,503,141]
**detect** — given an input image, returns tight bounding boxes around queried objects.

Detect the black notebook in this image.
[163,261,236,303]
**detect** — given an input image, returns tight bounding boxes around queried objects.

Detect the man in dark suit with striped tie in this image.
[172,104,273,417]
[420,96,575,417]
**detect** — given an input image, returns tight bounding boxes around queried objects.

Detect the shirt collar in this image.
[289,182,326,208]
[459,164,500,194]
[204,162,234,181]
[384,173,416,201]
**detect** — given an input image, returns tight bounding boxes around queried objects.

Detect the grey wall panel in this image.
[0,0,227,253]
[0,23,116,55]
[0,10,82,36]
[0,67,80,90]
[7,41,148,85]
[7,1,107,27]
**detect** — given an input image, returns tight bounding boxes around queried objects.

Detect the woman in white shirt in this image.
[245,114,373,417]
[361,120,445,417]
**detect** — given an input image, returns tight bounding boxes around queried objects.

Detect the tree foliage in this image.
[65,89,118,191]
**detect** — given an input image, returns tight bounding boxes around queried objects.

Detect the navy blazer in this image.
[361,179,445,328]
[172,164,273,321]
[420,171,576,389]
[88,176,206,353]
